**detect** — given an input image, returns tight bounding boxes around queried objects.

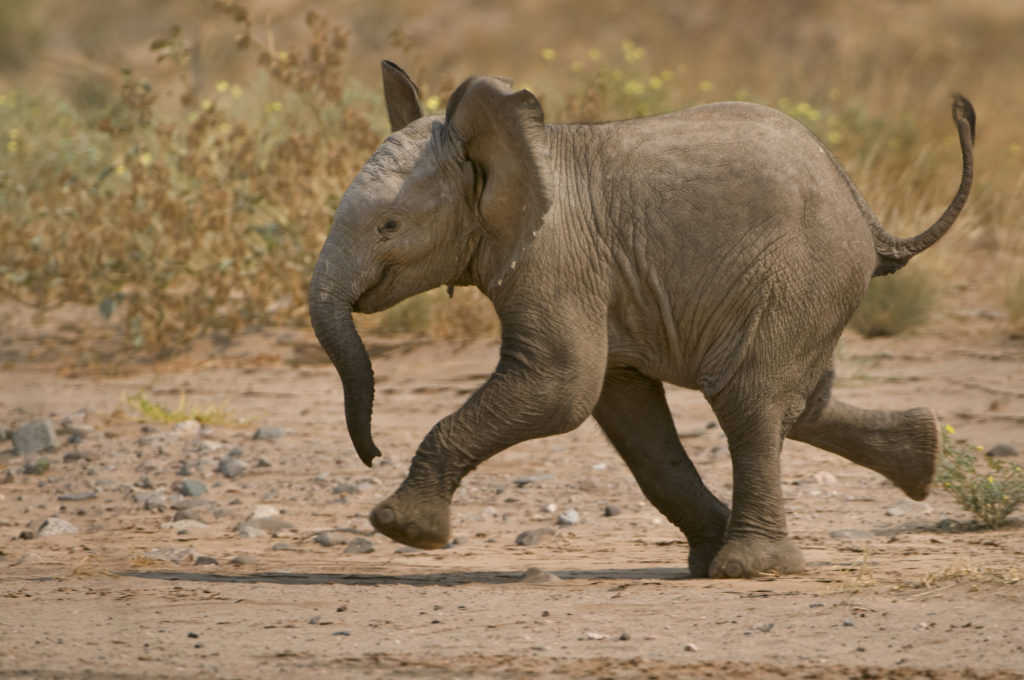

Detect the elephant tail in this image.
[871,93,975,276]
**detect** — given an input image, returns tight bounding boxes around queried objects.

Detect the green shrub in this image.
[937,425,1024,529]
[849,267,935,337]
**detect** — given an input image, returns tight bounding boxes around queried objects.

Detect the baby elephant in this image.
[309,61,974,578]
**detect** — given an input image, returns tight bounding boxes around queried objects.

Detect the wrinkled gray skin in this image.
[309,61,975,578]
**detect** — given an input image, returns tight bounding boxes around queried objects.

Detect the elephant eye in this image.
[378,220,399,237]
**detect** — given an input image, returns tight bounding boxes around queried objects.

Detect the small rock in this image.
[591,463,607,471]
[541,503,557,513]
[12,420,58,455]
[332,483,359,495]
[164,519,208,532]
[1,469,15,484]
[515,527,556,546]
[37,517,78,537]
[57,491,97,502]
[22,455,51,475]
[13,553,42,566]
[196,440,223,454]
[0,423,8,441]
[272,542,294,551]
[253,426,286,441]
[619,632,631,641]
[176,462,193,476]
[514,474,553,488]
[830,529,873,540]
[173,507,205,522]
[143,493,167,512]
[173,420,201,436]
[248,504,279,519]
[603,504,622,517]
[843,619,855,627]
[521,566,561,584]
[217,457,248,479]
[343,537,374,554]
[885,499,932,517]
[134,476,155,489]
[812,471,838,485]
[583,631,607,640]
[754,622,774,633]
[228,447,244,457]
[986,444,1019,458]
[142,547,194,564]
[683,642,699,652]
[195,555,219,566]
[256,457,272,468]
[63,451,85,462]
[238,525,268,539]
[238,516,295,536]
[556,509,580,526]
[179,479,207,497]
[229,554,258,566]
[314,531,348,547]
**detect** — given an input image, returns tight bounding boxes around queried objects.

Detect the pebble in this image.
[1,469,15,484]
[217,457,248,479]
[515,527,556,546]
[36,517,79,537]
[238,516,295,536]
[13,553,42,566]
[272,542,294,551]
[238,524,268,539]
[520,566,560,584]
[229,554,258,566]
[173,506,205,522]
[683,642,699,652]
[603,504,622,517]
[556,509,580,526]
[754,622,774,633]
[812,471,838,485]
[173,420,201,436]
[830,529,873,540]
[12,420,58,455]
[143,547,194,564]
[58,491,97,502]
[195,555,219,566]
[344,537,374,554]
[332,483,360,495]
[249,504,279,519]
[514,474,553,488]
[541,503,557,513]
[179,479,207,497]
[314,531,348,547]
[253,426,287,441]
[885,499,932,517]
[164,519,208,532]
[986,443,1019,458]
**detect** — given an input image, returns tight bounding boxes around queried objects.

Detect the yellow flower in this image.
[828,88,841,101]
[423,95,442,113]
[541,48,556,61]
[945,424,956,434]
[219,122,231,134]
[230,84,243,99]
[268,100,284,112]
[216,81,229,94]
[570,60,583,73]
[6,140,17,153]
[139,152,153,167]
[624,80,645,95]
[7,127,20,139]
[277,50,289,61]
[660,69,674,81]
[648,76,663,91]
[699,80,714,93]
[587,48,601,61]
[1009,143,1022,158]
[987,475,995,484]
[200,99,213,111]
[115,164,126,175]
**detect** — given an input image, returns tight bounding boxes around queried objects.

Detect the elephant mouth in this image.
[354,265,394,314]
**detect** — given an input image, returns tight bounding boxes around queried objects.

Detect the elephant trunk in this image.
[308,259,381,467]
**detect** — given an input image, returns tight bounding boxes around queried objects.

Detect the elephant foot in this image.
[369,490,451,549]
[708,536,806,578]
[886,408,939,501]
[687,539,725,578]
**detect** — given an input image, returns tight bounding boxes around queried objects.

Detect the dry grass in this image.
[1,0,1022,356]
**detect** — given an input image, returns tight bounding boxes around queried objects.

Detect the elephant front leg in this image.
[593,368,729,577]
[370,339,607,549]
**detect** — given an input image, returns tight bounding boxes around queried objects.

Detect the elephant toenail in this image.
[725,561,744,578]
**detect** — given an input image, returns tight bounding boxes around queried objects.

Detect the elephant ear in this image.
[445,76,552,288]
[381,60,424,132]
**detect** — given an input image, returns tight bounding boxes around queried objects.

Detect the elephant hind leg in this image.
[593,368,730,577]
[789,370,939,501]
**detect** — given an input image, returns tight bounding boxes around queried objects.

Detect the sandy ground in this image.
[1,304,1023,680]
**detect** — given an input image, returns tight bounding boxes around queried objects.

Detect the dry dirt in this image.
[1,304,1023,680]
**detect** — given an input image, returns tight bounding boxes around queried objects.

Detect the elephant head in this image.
[308,61,552,466]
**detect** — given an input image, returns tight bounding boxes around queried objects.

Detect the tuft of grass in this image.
[849,267,935,337]
[123,390,233,425]
[936,425,1024,529]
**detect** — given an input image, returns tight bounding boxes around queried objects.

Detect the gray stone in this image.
[179,479,207,497]
[0,423,8,441]
[253,426,287,441]
[58,491,97,501]
[12,553,42,566]
[142,547,195,563]
[143,493,167,512]
[229,553,258,565]
[520,567,560,584]
[683,642,699,652]
[556,509,581,526]
[603,504,622,517]
[344,537,374,554]
[238,516,295,535]
[332,483,360,495]
[515,527,556,546]
[986,443,1019,458]
[238,524,268,539]
[12,420,58,455]
[36,517,79,537]
[272,542,294,551]
[164,519,208,532]
[830,529,874,540]
[173,507,205,522]
[514,474,553,488]
[217,457,248,479]
[195,555,219,566]
[314,531,348,547]
[885,499,932,517]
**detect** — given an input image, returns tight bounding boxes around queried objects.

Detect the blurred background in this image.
[1,0,1022,361]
